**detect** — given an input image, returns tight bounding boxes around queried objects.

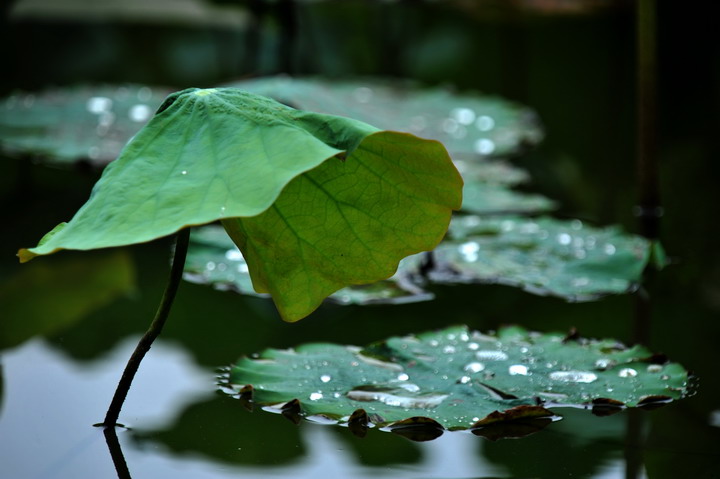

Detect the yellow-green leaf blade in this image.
[224,131,462,321]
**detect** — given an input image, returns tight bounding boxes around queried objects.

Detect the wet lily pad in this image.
[184,225,432,305]
[461,182,556,215]
[0,84,171,166]
[228,76,544,159]
[224,325,692,437]
[432,215,652,300]
[452,158,555,215]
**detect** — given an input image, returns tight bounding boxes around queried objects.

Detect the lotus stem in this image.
[102,228,191,428]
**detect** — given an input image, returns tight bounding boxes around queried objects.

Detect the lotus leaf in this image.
[434,215,651,300]
[225,325,691,434]
[228,76,544,159]
[0,84,170,165]
[18,88,462,321]
[183,225,431,305]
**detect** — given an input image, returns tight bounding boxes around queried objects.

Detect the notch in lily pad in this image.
[223,325,694,441]
[18,87,463,428]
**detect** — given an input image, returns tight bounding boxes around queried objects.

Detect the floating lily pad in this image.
[184,225,432,305]
[224,325,692,438]
[432,215,651,300]
[227,76,544,159]
[453,158,531,187]
[461,182,556,215]
[19,87,462,321]
[0,84,171,166]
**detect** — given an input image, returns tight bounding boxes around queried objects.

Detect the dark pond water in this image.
[2,2,720,478]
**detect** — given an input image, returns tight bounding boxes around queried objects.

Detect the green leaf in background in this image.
[0,250,135,350]
[184,225,432,305]
[228,76,544,160]
[461,182,556,215]
[0,84,170,166]
[452,158,556,215]
[19,88,462,321]
[225,325,692,437]
[435,215,651,300]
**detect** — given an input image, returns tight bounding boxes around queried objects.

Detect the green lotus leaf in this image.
[228,76,544,159]
[435,215,651,300]
[18,88,462,321]
[0,84,170,165]
[183,225,432,306]
[225,325,692,433]
[461,182,557,215]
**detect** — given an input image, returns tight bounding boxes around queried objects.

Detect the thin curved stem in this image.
[102,228,191,428]
[103,426,132,479]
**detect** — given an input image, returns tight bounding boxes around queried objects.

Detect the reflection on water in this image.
[0,337,665,479]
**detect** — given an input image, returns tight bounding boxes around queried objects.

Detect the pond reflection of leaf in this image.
[0,250,135,350]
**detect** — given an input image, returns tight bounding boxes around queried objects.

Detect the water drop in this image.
[572,277,590,287]
[194,88,217,97]
[88,147,100,160]
[465,362,485,373]
[309,392,323,401]
[451,125,467,139]
[409,115,427,132]
[129,104,152,122]
[459,376,472,384]
[353,87,373,103]
[87,96,112,114]
[604,243,617,255]
[225,249,242,262]
[467,342,479,350]
[98,111,115,127]
[398,382,420,393]
[443,345,456,354]
[594,358,615,370]
[347,388,448,408]
[320,375,332,383]
[137,86,152,101]
[618,368,638,378]
[397,373,409,381]
[509,364,529,376]
[475,115,495,131]
[557,233,572,245]
[549,371,598,383]
[459,241,480,262]
[647,364,663,373]
[570,219,583,230]
[474,138,495,155]
[442,118,459,134]
[475,350,509,361]
[206,261,216,271]
[217,263,227,272]
[181,170,188,175]
[451,107,476,125]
